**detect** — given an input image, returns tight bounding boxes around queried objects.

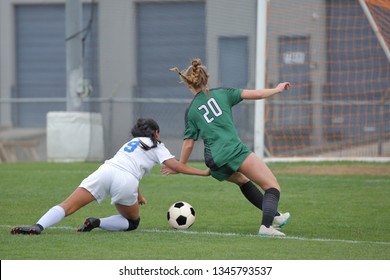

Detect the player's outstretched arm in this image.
[241,82,291,100]
[180,139,195,164]
[161,158,210,176]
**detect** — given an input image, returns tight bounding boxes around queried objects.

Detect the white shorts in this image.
[79,163,139,206]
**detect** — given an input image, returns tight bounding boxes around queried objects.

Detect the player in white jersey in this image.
[10,118,210,235]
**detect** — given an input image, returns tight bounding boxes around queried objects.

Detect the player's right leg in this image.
[78,167,141,232]
[228,171,290,229]
[77,217,101,232]
[238,153,286,236]
[78,203,140,232]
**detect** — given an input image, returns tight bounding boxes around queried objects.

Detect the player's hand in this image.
[276,82,291,92]
[160,166,177,175]
[138,196,147,205]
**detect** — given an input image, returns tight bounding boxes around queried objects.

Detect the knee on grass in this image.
[126,217,140,231]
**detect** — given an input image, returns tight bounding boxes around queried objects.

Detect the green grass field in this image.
[1,161,389,260]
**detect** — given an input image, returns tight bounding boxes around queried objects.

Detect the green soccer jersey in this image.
[184,87,248,170]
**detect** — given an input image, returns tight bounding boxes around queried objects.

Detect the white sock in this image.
[99,215,129,231]
[36,205,66,229]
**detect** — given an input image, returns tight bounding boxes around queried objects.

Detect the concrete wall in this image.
[0,0,328,160]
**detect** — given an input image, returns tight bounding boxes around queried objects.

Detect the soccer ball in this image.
[167,201,196,229]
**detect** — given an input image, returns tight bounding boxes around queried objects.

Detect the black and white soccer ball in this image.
[167,201,196,229]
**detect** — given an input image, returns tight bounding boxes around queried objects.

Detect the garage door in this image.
[14,4,98,127]
[136,1,206,137]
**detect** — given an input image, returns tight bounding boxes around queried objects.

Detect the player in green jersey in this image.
[164,58,291,236]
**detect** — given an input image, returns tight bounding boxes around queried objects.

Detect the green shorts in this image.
[210,148,252,181]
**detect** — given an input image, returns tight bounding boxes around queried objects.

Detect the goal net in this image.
[262,0,390,160]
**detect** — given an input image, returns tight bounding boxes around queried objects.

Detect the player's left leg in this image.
[60,187,96,216]
[11,187,95,235]
[228,172,268,211]
[40,187,95,229]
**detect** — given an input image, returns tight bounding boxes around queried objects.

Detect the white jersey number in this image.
[198,98,223,123]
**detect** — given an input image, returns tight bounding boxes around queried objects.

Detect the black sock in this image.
[261,188,280,227]
[240,181,280,216]
[240,181,263,210]
[126,217,140,231]
[35,224,44,231]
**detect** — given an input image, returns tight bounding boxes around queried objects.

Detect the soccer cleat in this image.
[273,212,290,228]
[259,225,285,237]
[10,224,43,235]
[77,217,100,232]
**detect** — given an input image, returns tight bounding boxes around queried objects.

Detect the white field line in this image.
[2,224,390,246]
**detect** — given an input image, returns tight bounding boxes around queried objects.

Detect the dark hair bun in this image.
[131,118,160,150]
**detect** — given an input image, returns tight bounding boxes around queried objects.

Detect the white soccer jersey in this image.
[105,137,175,180]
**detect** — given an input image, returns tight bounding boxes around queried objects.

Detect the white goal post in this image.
[254,0,267,159]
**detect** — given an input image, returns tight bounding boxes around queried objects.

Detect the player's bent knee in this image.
[265,187,280,199]
[125,217,140,231]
